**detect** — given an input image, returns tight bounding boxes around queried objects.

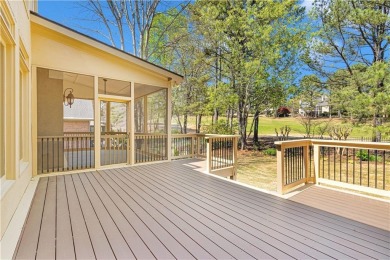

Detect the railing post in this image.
[197,134,201,158]
[313,144,320,184]
[232,136,238,180]
[276,144,284,194]
[303,142,310,183]
[206,137,212,173]
[192,135,196,158]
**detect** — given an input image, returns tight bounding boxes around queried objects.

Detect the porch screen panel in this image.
[37,68,94,173]
[147,89,167,134]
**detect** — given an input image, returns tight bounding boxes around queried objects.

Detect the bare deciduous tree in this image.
[81,0,160,58]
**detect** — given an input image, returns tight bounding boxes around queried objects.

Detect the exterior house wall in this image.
[64,121,90,132]
[1,2,181,240]
[0,0,36,239]
[31,21,175,88]
[37,67,63,136]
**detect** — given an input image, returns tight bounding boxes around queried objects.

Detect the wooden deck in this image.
[14,159,390,259]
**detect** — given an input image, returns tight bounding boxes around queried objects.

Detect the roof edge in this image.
[30,11,184,81]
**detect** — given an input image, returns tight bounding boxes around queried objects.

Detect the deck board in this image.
[71,174,115,259]
[103,169,214,259]
[95,170,175,259]
[14,177,48,259]
[55,175,75,260]
[78,173,135,259]
[148,162,390,257]
[14,159,390,259]
[84,172,155,259]
[64,174,95,260]
[36,176,56,260]
[139,163,385,259]
[116,167,304,259]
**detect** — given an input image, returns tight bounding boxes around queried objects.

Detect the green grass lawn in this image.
[174,115,381,138]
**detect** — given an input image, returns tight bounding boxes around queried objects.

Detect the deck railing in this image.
[37,132,237,176]
[101,132,128,165]
[38,134,95,174]
[276,139,390,195]
[171,134,207,159]
[206,135,239,180]
[135,133,168,163]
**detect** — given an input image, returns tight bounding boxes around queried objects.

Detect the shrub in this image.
[355,150,377,161]
[264,148,277,156]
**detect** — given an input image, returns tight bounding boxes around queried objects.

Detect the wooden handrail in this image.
[276,139,390,195]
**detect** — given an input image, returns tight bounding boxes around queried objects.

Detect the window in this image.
[0,42,5,180]
[19,68,29,163]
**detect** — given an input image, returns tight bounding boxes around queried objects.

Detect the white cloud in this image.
[300,0,314,12]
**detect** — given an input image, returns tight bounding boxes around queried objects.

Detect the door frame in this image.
[96,95,132,167]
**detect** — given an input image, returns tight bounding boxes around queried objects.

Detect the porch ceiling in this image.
[14,159,390,259]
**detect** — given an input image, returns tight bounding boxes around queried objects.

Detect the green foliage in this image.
[356,150,378,162]
[191,0,307,148]
[305,0,390,128]
[264,148,277,156]
[202,119,237,135]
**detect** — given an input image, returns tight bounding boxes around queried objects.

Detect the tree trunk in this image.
[213,108,219,125]
[238,101,248,150]
[183,113,188,134]
[253,110,260,143]
[196,114,202,133]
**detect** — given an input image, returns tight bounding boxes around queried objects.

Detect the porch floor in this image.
[14,159,390,259]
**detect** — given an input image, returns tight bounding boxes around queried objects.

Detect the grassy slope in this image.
[174,115,377,138]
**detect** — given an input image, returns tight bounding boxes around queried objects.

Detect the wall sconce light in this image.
[63,88,75,108]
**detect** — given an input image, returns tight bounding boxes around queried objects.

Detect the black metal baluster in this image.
[57,137,60,172]
[51,137,54,172]
[322,147,324,178]
[346,148,349,183]
[46,138,49,173]
[333,147,336,180]
[368,149,370,187]
[360,149,362,185]
[375,150,378,188]
[383,151,386,190]
[352,148,355,184]
[328,147,330,179]
[339,148,342,181]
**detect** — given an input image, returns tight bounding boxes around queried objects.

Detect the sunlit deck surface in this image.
[14,159,390,259]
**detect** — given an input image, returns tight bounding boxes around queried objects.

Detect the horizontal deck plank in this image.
[64,174,95,260]
[78,173,135,259]
[36,176,56,260]
[56,175,75,260]
[140,163,388,259]
[14,178,48,260]
[71,174,115,259]
[14,159,390,260]
[84,172,155,259]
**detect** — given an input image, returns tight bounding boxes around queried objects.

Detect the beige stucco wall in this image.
[37,67,63,136]
[31,23,172,88]
[1,0,36,239]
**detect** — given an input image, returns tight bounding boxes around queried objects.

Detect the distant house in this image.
[299,95,330,117]
[63,99,94,132]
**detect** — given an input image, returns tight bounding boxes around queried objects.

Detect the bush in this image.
[264,148,277,156]
[202,119,237,135]
[355,150,377,161]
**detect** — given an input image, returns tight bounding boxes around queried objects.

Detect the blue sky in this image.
[38,0,314,48]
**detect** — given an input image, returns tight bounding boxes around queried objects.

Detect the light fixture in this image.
[63,88,75,108]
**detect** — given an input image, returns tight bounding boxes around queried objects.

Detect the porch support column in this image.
[94,76,100,168]
[32,66,37,176]
[143,95,148,133]
[129,81,135,165]
[167,81,172,161]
